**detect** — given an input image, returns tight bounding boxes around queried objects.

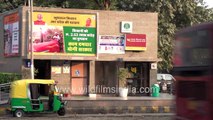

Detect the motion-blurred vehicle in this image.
[173,22,213,120]
[10,79,66,117]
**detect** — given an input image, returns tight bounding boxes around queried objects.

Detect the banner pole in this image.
[30,0,34,79]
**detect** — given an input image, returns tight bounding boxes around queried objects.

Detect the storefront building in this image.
[0,6,158,96]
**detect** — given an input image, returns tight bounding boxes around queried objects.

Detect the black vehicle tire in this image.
[57,107,66,116]
[13,109,24,117]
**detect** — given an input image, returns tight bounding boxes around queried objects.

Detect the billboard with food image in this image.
[32,12,97,56]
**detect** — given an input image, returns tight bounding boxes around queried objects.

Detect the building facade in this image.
[0,6,158,96]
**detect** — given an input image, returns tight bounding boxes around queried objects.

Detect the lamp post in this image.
[29,0,34,79]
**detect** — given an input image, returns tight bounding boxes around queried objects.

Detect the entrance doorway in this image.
[125,62,149,96]
[34,60,51,79]
[71,62,88,95]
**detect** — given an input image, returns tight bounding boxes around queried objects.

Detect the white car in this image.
[157,74,175,94]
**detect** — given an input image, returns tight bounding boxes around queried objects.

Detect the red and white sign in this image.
[125,34,146,51]
[3,12,19,57]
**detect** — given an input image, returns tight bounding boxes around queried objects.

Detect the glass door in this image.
[125,62,149,96]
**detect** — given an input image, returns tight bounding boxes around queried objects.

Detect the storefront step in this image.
[64,95,175,114]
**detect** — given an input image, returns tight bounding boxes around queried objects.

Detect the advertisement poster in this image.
[32,12,96,56]
[63,64,70,74]
[4,12,19,57]
[98,35,125,54]
[125,34,146,51]
[51,66,61,74]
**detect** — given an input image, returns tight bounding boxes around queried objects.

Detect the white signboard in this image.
[11,22,19,54]
[151,63,157,69]
[98,35,125,54]
[51,66,62,74]
[63,64,70,74]
[121,21,133,33]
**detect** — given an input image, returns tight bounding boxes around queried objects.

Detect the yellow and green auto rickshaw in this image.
[10,79,67,117]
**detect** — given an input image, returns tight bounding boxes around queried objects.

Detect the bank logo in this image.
[121,21,132,33]
[124,23,130,29]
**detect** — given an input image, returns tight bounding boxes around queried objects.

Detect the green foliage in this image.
[118,68,129,88]
[0,73,21,84]
[93,0,118,10]
[0,0,25,13]
[117,0,213,72]
[0,0,117,12]
[33,0,117,10]
[33,0,95,9]
[1,0,212,72]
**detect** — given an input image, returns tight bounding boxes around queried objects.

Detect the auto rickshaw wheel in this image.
[13,109,25,117]
[57,107,66,116]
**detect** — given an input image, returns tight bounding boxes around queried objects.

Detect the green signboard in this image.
[63,27,96,55]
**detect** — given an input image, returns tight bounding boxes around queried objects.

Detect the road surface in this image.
[0,113,174,120]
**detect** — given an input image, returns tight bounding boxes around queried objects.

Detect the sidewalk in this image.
[0,93,175,116]
[64,93,174,100]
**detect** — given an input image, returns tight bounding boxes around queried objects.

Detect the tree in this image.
[1,0,212,72]
[117,0,213,72]
[0,0,117,12]
[93,0,117,10]
[33,0,96,9]
[117,0,176,72]
[0,0,25,13]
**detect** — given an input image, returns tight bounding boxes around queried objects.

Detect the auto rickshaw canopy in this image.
[10,79,55,98]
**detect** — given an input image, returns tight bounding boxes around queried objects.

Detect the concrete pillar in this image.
[149,63,157,96]
[89,60,95,93]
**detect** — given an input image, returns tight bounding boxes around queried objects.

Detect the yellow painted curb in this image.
[152,106,159,112]
[116,107,122,112]
[128,107,134,112]
[104,107,110,112]
[0,108,6,115]
[164,106,170,113]
[140,106,147,112]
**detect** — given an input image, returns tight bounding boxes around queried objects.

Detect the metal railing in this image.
[0,83,11,104]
